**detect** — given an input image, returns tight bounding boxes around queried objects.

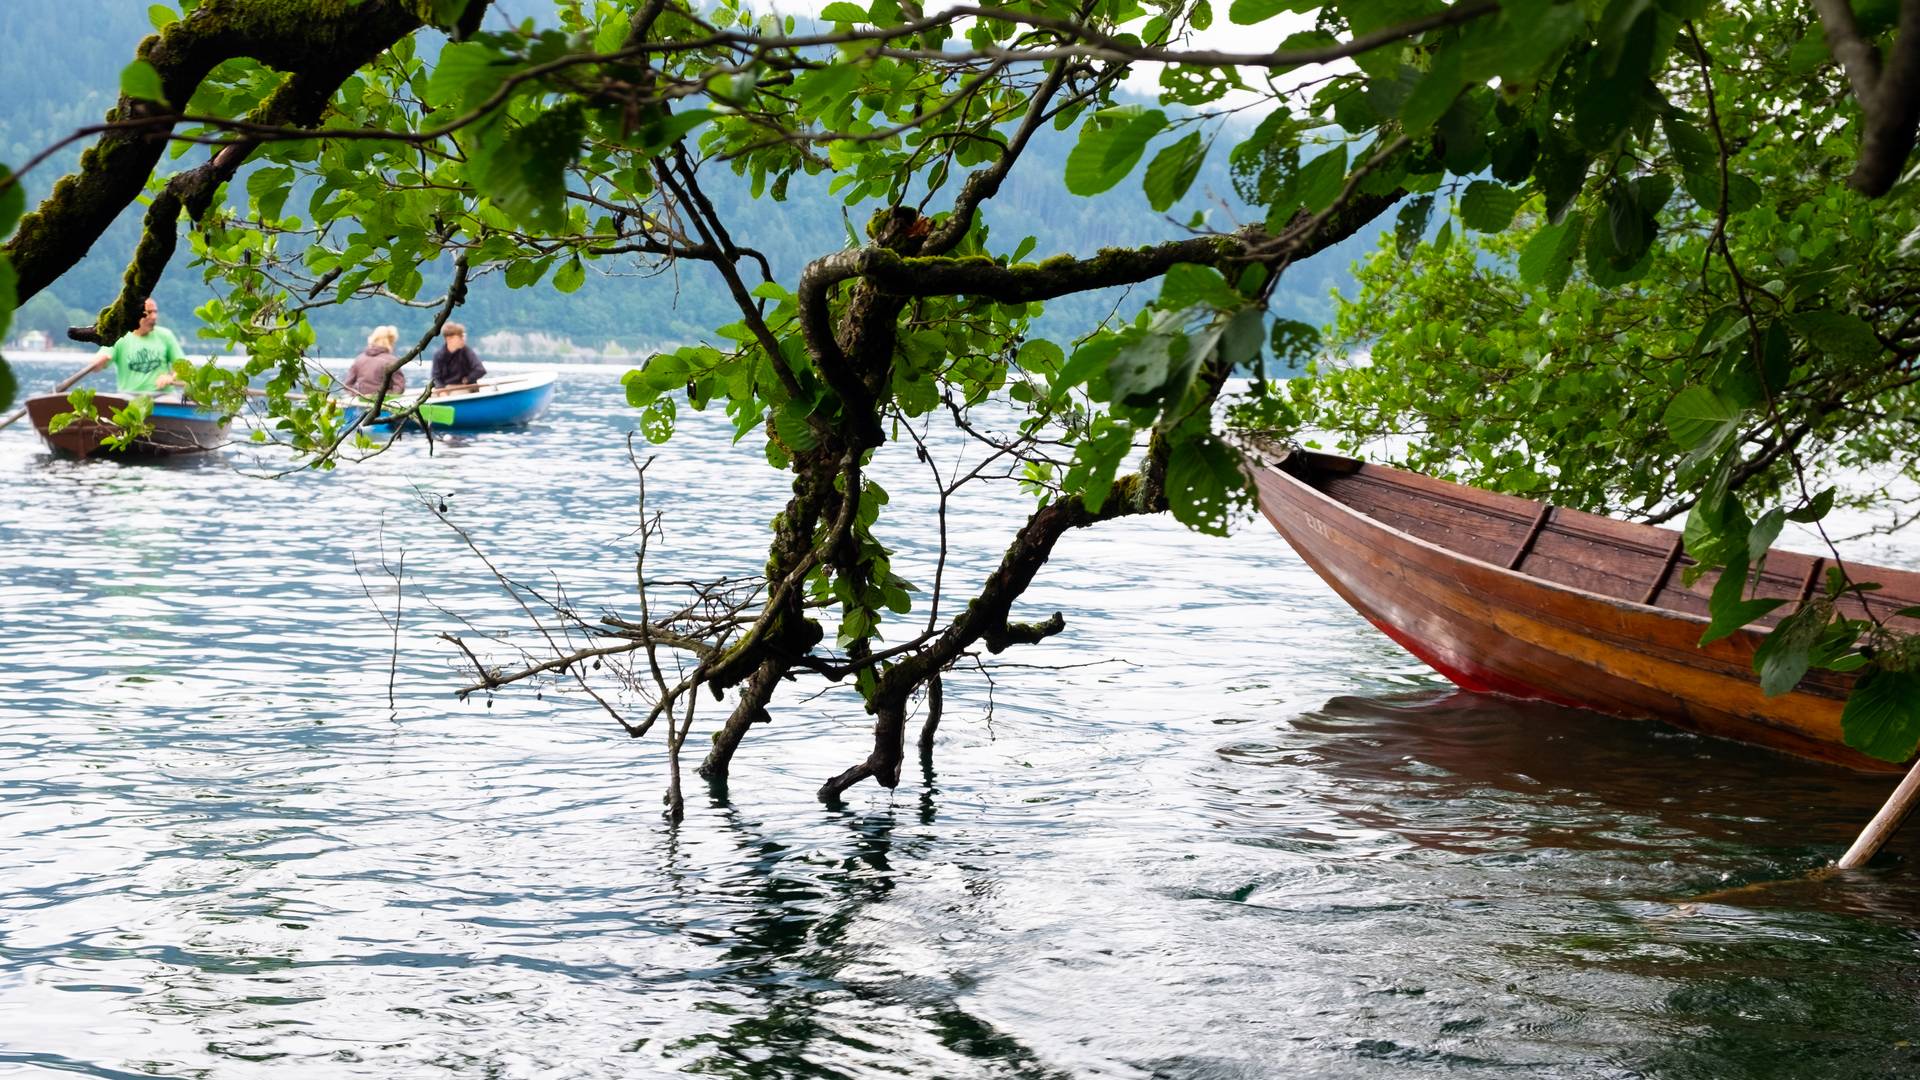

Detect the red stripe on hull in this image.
[1363,615,1589,711]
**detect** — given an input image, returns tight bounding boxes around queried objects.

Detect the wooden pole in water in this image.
[1837,757,1920,869]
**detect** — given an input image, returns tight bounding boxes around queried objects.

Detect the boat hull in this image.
[1249,446,1920,772]
[352,372,557,432]
[26,393,228,459]
[425,375,556,429]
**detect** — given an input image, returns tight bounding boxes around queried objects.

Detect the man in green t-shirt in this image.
[79,297,184,394]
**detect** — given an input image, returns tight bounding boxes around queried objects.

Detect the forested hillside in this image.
[1,0,1379,356]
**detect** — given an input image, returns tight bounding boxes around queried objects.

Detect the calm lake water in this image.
[3,353,1918,1079]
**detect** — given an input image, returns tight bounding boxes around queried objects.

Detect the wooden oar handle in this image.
[0,356,104,432]
[52,364,96,394]
[1837,757,1920,869]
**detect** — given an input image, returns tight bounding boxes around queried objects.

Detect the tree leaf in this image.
[1536,128,1591,225]
[1269,318,1319,367]
[1460,181,1521,232]
[1786,487,1835,523]
[1662,386,1740,449]
[1699,550,1785,644]
[0,167,23,241]
[1220,308,1265,368]
[429,42,508,110]
[1576,7,1659,150]
[1489,126,1539,184]
[503,255,552,289]
[0,254,15,352]
[246,165,295,222]
[428,0,478,28]
[1790,310,1882,364]
[1066,109,1168,196]
[1165,433,1248,536]
[1108,323,1186,406]
[471,106,585,232]
[1605,180,1658,267]
[1584,203,1652,286]
[1053,335,1119,402]
[1015,338,1065,376]
[1517,214,1579,288]
[1683,478,1751,574]
[638,108,718,152]
[1749,601,1826,696]
[147,5,177,31]
[1227,0,1309,25]
[1159,264,1239,311]
[553,254,585,294]
[119,59,167,104]
[642,396,677,444]
[1663,110,1718,201]
[818,1,869,21]
[1753,318,1791,391]
[1394,194,1434,258]
[1747,506,1785,558]
[1399,46,1464,135]
[1437,89,1492,175]
[793,64,862,110]
[1292,143,1348,213]
[1142,131,1205,212]
[1841,668,1920,761]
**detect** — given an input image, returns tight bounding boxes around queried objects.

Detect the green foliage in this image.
[1066,107,1167,196]
[9,0,1920,761]
[118,60,166,105]
[1241,4,1920,759]
[1843,668,1920,762]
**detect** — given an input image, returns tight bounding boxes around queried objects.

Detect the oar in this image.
[1836,756,1920,868]
[0,357,99,431]
[431,374,531,396]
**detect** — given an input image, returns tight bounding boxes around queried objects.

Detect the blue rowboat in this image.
[351,371,557,432]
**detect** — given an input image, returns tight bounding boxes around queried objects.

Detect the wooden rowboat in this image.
[1246,441,1920,772]
[25,392,228,459]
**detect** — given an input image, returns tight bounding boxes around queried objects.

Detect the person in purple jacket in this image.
[430,322,488,391]
[343,325,405,398]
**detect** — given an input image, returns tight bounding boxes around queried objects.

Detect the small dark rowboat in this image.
[25,393,229,459]
[1247,441,1920,772]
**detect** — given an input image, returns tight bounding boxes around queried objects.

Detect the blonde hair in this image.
[442,322,467,338]
[367,325,399,349]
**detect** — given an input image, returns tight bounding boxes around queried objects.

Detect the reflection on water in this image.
[2,356,1918,1078]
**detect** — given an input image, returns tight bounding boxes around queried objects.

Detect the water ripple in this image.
[3,356,1919,1078]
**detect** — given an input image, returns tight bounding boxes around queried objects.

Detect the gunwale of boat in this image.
[1250,443,1920,636]
[427,370,557,401]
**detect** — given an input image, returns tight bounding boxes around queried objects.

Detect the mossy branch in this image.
[7,0,467,312]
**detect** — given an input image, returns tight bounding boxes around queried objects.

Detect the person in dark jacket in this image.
[430,322,488,390]
[343,325,405,397]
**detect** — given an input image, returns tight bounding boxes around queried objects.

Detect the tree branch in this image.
[1813,0,1920,195]
[7,0,457,306]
